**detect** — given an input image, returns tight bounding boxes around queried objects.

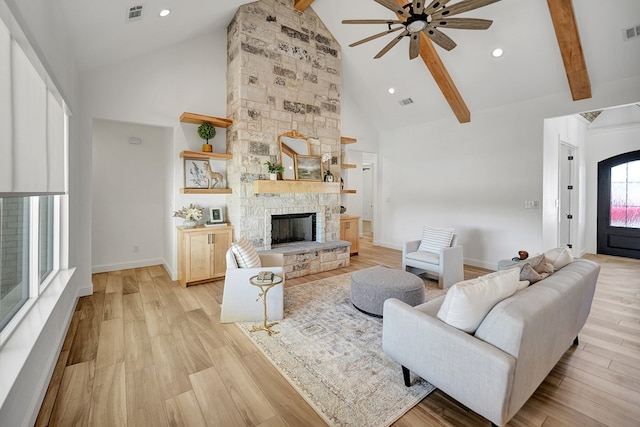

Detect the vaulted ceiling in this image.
[49,0,640,128]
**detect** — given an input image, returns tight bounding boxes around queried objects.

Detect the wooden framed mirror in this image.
[279,130,311,180]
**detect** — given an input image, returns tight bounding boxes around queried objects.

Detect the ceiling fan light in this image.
[407,20,428,33]
[492,48,504,58]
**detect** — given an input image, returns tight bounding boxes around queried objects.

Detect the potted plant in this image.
[264,161,284,180]
[197,122,216,152]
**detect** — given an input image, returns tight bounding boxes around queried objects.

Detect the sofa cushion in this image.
[230,236,261,269]
[436,267,521,333]
[404,250,440,266]
[418,225,454,254]
[544,247,573,270]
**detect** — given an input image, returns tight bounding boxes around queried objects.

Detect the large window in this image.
[610,160,640,228]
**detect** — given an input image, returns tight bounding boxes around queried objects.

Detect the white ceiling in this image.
[51,0,640,127]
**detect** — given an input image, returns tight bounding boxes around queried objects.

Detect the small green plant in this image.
[264,161,284,174]
[197,122,216,143]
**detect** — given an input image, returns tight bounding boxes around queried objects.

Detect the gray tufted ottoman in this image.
[350,266,426,317]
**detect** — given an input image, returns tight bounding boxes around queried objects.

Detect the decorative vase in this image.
[269,173,277,181]
[202,142,212,152]
[183,219,198,228]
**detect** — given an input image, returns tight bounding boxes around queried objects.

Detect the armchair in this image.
[219,249,285,323]
[402,235,464,289]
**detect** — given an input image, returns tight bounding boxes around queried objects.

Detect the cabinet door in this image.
[211,228,232,277]
[185,231,213,282]
[341,218,359,255]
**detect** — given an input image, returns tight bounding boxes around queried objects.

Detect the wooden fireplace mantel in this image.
[253,180,340,194]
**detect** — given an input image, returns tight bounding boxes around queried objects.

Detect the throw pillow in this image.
[230,237,261,269]
[418,225,454,253]
[544,247,573,270]
[520,263,543,284]
[436,267,520,333]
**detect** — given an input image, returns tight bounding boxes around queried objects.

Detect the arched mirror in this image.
[279,130,311,180]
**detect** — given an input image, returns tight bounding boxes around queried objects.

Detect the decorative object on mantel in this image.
[295,155,323,181]
[173,203,203,228]
[322,153,333,182]
[264,161,284,180]
[197,122,216,152]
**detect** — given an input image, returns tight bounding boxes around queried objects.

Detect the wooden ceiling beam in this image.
[392,0,470,123]
[294,0,315,12]
[546,0,592,100]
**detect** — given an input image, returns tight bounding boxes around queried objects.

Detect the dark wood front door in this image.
[597,151,640,259]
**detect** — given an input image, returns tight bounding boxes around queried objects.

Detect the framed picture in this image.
[208,207,224,224]
[184,158,210,188]
[294,155,323,181]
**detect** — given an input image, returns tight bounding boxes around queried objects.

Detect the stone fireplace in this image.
[224,0,349,277]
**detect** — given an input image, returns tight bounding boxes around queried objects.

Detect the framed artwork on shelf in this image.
[184,158,225,189]
[295,155,323,181]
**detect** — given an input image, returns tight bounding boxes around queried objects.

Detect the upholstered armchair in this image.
[219,248,285,323]
[402,232,464,289]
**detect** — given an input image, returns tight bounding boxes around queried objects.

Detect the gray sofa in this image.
[382,258,600,426]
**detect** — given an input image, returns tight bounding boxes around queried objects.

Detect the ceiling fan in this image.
[343,0,501,59]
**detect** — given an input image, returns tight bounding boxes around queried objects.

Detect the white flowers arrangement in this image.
[173,203,203,221]
[321,153,332,164]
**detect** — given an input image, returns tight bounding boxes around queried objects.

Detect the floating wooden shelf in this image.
[180,188,232,195]
[254,180,340,194]
[180,150,232,160]
[180,112,233,128]
[340,136,357,144]
[341,189,357,194]
[341,163,356,169]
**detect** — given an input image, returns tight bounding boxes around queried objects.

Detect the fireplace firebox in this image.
[271,213,317,245]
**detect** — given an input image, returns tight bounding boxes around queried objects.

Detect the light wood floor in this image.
[36,237,640,426]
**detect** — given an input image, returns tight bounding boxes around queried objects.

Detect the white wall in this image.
[377,76,640,269]
[92,120,172,272]
[81,29,231,279]
[585,121,640,252]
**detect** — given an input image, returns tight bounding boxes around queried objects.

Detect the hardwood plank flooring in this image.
[36,238,640,426]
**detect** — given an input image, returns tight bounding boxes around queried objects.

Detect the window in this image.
[610,160,640,228]
[39,196,54,283]
[0,197,30,331]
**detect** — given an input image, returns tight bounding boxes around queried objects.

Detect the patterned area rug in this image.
[236,272,445,427]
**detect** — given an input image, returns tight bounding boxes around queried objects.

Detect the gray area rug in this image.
[236,272,443,427]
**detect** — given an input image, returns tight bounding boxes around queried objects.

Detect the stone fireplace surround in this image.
[224,0,350,278]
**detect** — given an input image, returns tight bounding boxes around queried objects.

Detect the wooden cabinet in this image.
[177,225,233,287]
[340,215,359,255]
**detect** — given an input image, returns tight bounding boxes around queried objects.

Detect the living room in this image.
[1,0,640,425]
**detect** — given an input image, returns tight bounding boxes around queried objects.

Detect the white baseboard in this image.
[91,258,165,274]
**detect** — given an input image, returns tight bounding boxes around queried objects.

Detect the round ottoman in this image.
[350,266,426,317]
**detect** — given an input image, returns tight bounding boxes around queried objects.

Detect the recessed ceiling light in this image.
[388,88,395,94]
[492,48,504,58]
[159,9,171,17]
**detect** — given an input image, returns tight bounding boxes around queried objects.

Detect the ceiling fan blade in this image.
[425,0,452,15]
[374,0,411,18]
[349,26,404,47]
[431,17,493,30]
[342,19,404,25]
[432,0,501,20]
[374,30,409,59]
[423,27,457,51]
[412,0,426,15]
[409,33,421,59]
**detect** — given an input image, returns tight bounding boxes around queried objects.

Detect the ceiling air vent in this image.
[579,110,602,123]
[623,24,640,41]
[399,97,414,107]
[126,5,144,23]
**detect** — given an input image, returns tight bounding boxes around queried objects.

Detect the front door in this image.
[597,151,640,259]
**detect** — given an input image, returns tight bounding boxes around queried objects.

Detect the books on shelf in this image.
[255,271,275,284]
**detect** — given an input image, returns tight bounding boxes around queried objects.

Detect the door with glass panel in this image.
[597,151,640,259]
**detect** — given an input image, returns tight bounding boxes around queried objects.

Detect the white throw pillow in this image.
[417,225,454,253]
[437,268,520,333]
[544,247,573,270]
[231,237,262,269]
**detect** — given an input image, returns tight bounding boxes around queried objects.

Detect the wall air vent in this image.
[623,24,640,41]
[127,5,144,23]
[399,97,414,107]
